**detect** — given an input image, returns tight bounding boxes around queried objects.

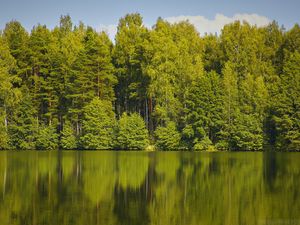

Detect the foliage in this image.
[154,122,181,150]
[0,15,299,151]
[60,120,77,149]
[35,124,59,150]
[80,98,115,149]
[115,113,149,150]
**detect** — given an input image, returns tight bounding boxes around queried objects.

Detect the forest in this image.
[0,13,299,151]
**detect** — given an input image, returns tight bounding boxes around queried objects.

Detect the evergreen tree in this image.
[35,124,59,150]
[182,71,223,150]
[115,113,149,150]
[8,88,37,149]
[60,120,77,149]
[0,111,9,149]
[113,13,149,118]
[0,36,19,149]
[2,20,30,84]
[155,122,181,150]
[80,98,115,149]
[273,51,300,150]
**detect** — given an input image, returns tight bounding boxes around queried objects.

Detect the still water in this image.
[0,151,299,225]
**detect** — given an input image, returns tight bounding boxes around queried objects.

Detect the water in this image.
[0,151,299,225]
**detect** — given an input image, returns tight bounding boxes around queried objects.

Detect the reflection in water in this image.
[0,151,299,225]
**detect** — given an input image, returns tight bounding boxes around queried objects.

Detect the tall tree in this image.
[8,87,37,149]
[80,98,116,149]
[2,20,30,84]
[113,13,149,119]
[0,36,19,149]
[272,52,300,150]
[115,113,149,150]
[182,71,223,150]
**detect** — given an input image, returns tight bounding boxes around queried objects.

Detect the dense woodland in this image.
[0,14,299,150]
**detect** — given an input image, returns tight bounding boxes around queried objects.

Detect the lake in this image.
[0,151,299,225]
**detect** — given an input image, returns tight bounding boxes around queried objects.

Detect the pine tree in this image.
[113,13,149,118]
[60,120,77,149]
[155,122,181,150]
[0,36,18,149]
[115,113,149,150]
[35,124,59,150]
[182,71,223,150]
[80,98,115,149]
[8,88,37,149]
[273,51,300,150]
[2,20,30,84]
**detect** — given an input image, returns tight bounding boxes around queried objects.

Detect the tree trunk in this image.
[4,105,7,130]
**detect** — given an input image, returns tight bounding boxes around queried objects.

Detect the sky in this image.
[1,0,300,39]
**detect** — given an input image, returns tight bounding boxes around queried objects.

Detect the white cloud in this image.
[165,13,271,36]
[98,13,271,39]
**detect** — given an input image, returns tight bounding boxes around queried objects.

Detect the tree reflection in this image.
[0,151,299,225]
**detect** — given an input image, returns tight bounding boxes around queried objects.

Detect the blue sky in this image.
[1,0,300,37]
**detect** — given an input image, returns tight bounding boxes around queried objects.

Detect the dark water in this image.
[0,151,299,225]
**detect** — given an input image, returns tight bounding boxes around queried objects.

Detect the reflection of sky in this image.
[0,0,299,35]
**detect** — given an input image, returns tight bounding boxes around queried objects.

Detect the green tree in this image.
[80,98,115,149]
[273,51,300,150]
[2,20,30,84]
[0,112,9,149]
[154,122,181,150]
[182,71,223,150]
[60,120,77,149]
[115,113,149,150]
[35,124,59,150]
[0,36,19,149]
[113,13,149,118]
[8,88,37,149]
[70,27,115,135]
[50,17,85,133]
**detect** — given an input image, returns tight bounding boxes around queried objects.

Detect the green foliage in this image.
[80,98,115,149]
[272,51,300,150]
[60,121,77,149]
[194,136,214,151]
[8,88,37,149]
[0,111,9,149]
[115,113,149,150]
[35,124,59,150]
[230,113,264,151]
[183,71,223,149]
[154,122,181,150]
[0,16,298,151]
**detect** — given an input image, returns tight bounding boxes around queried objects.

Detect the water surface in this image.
[0,151,299,225]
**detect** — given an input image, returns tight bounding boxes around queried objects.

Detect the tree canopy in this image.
[0,15,299,151]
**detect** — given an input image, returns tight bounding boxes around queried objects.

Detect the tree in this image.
[8,88,37,149]
[182,71,223,150]
[60,120,77,149]
[28,24,56,125]
[2,20,30,84]
[272,51,300,150]
[80,98,115,149]
[70,27,116,135]
[154,122,181,150]
[0,111,9,149]
[35,124,59,150]
[115,113,149,150]
[113,13,150,126]
[218,62,238,150]
[50,18,85,133]
[0,36,19,149]
[230,113,264,151]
